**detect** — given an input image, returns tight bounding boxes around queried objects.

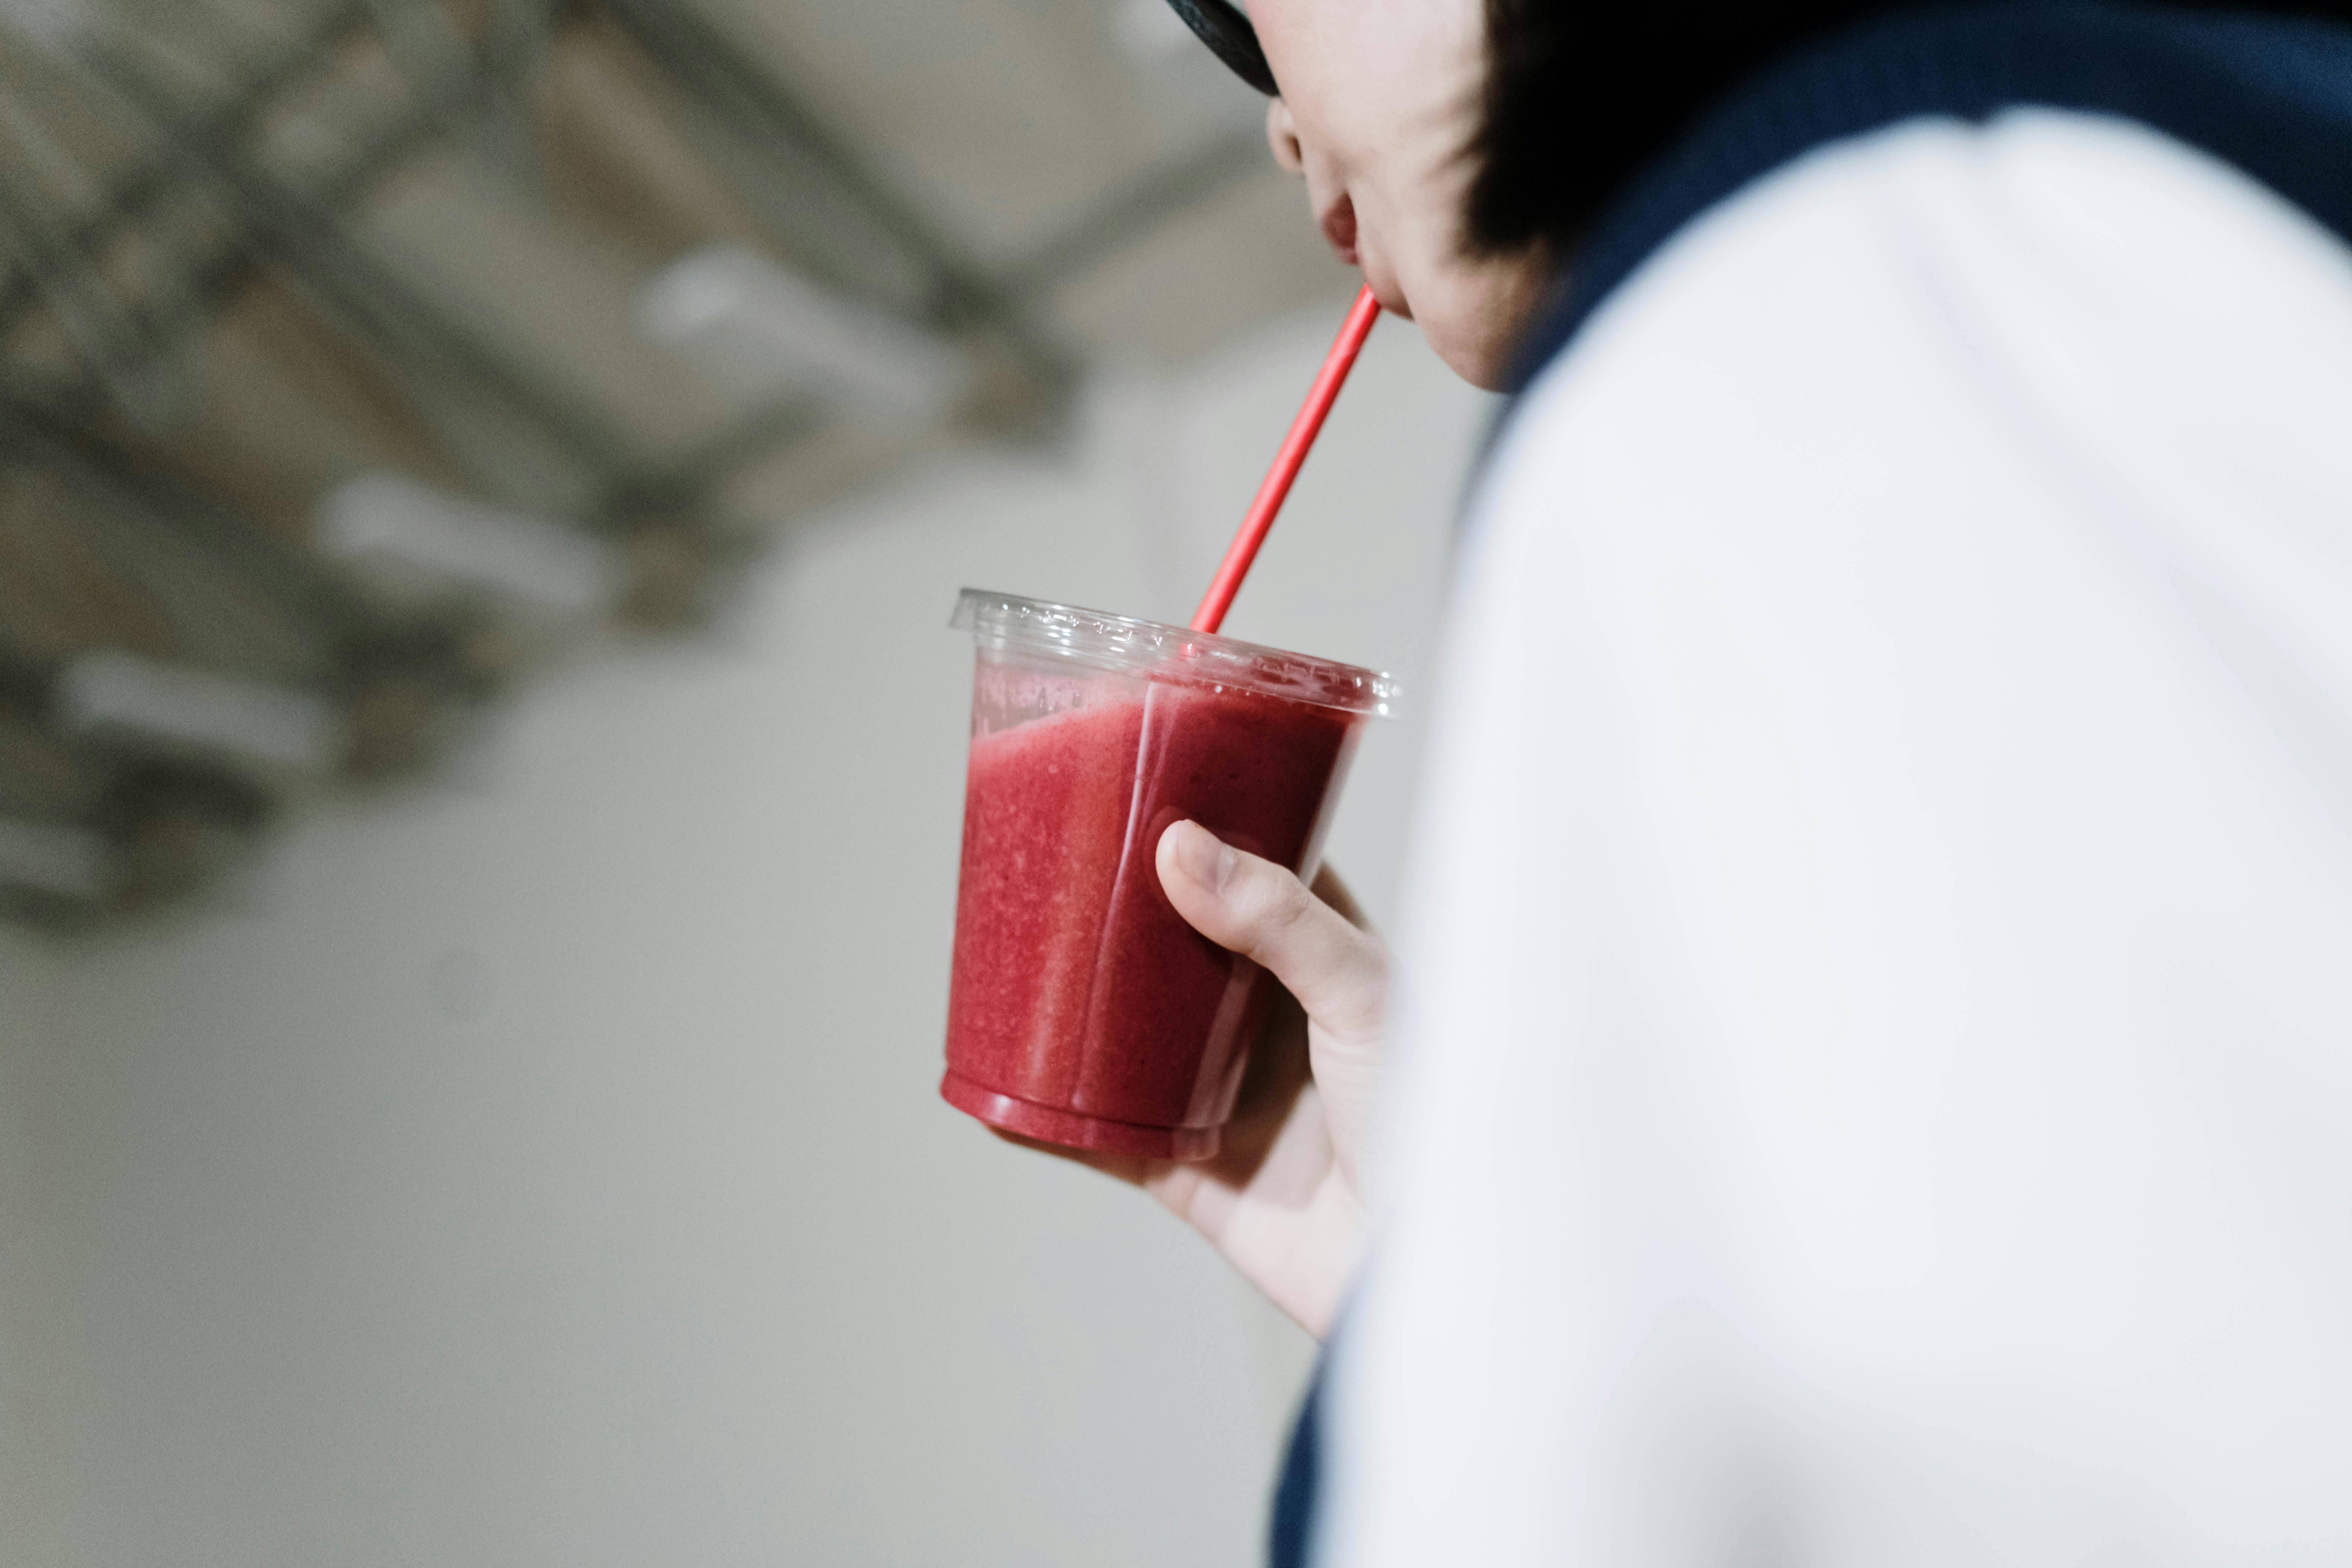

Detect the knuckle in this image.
[1230,858,1311,939]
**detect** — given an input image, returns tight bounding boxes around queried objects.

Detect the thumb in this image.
[1156,819,1383,1042]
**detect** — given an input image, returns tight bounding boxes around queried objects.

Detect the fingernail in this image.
[1168,821,1236,894]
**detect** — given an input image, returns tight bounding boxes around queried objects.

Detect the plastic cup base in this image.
[939,1070,1223,1162]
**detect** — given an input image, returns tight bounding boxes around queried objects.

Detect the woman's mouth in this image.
[1319,193,1359,267]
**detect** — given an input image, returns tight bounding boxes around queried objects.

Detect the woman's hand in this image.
[997,819,1387,1339]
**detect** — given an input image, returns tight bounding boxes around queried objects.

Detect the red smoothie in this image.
[940,675,1363,1159]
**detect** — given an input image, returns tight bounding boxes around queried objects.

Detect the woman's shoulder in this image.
[1473,107,2352,574]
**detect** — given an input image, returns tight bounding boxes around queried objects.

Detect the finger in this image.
[1156,820,1385,1040]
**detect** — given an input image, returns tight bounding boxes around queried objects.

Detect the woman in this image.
[1064,3,2352,1562]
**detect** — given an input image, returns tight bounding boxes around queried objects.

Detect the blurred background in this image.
[0,0,1488,1561]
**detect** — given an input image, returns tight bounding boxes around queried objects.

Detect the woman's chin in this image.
[1417,265,1559,392]
[1425,318,1521,393]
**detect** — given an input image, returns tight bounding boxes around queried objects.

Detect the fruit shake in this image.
[940,591,1392,1161]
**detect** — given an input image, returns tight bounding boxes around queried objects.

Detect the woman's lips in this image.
[1319,193,1359,267]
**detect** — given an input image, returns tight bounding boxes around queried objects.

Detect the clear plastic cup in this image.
[940,590,1394,1161]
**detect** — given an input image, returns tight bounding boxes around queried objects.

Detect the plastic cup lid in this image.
[953,589,1396,716]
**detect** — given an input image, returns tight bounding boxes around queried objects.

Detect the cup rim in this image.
[952,588,1397,717]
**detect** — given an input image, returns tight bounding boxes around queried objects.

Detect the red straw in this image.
[1189,283,1381,634]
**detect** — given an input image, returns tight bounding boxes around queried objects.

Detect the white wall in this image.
[1,927,63,1562]
[0,303,1490,1567]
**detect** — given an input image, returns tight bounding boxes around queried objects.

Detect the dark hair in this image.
[1468,3,1898,254]
[1464,0,2352,256]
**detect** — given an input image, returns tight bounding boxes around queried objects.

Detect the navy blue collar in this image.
[1507,1,2352,398]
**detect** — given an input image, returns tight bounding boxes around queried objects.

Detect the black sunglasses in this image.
[1164,0,1279,95]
